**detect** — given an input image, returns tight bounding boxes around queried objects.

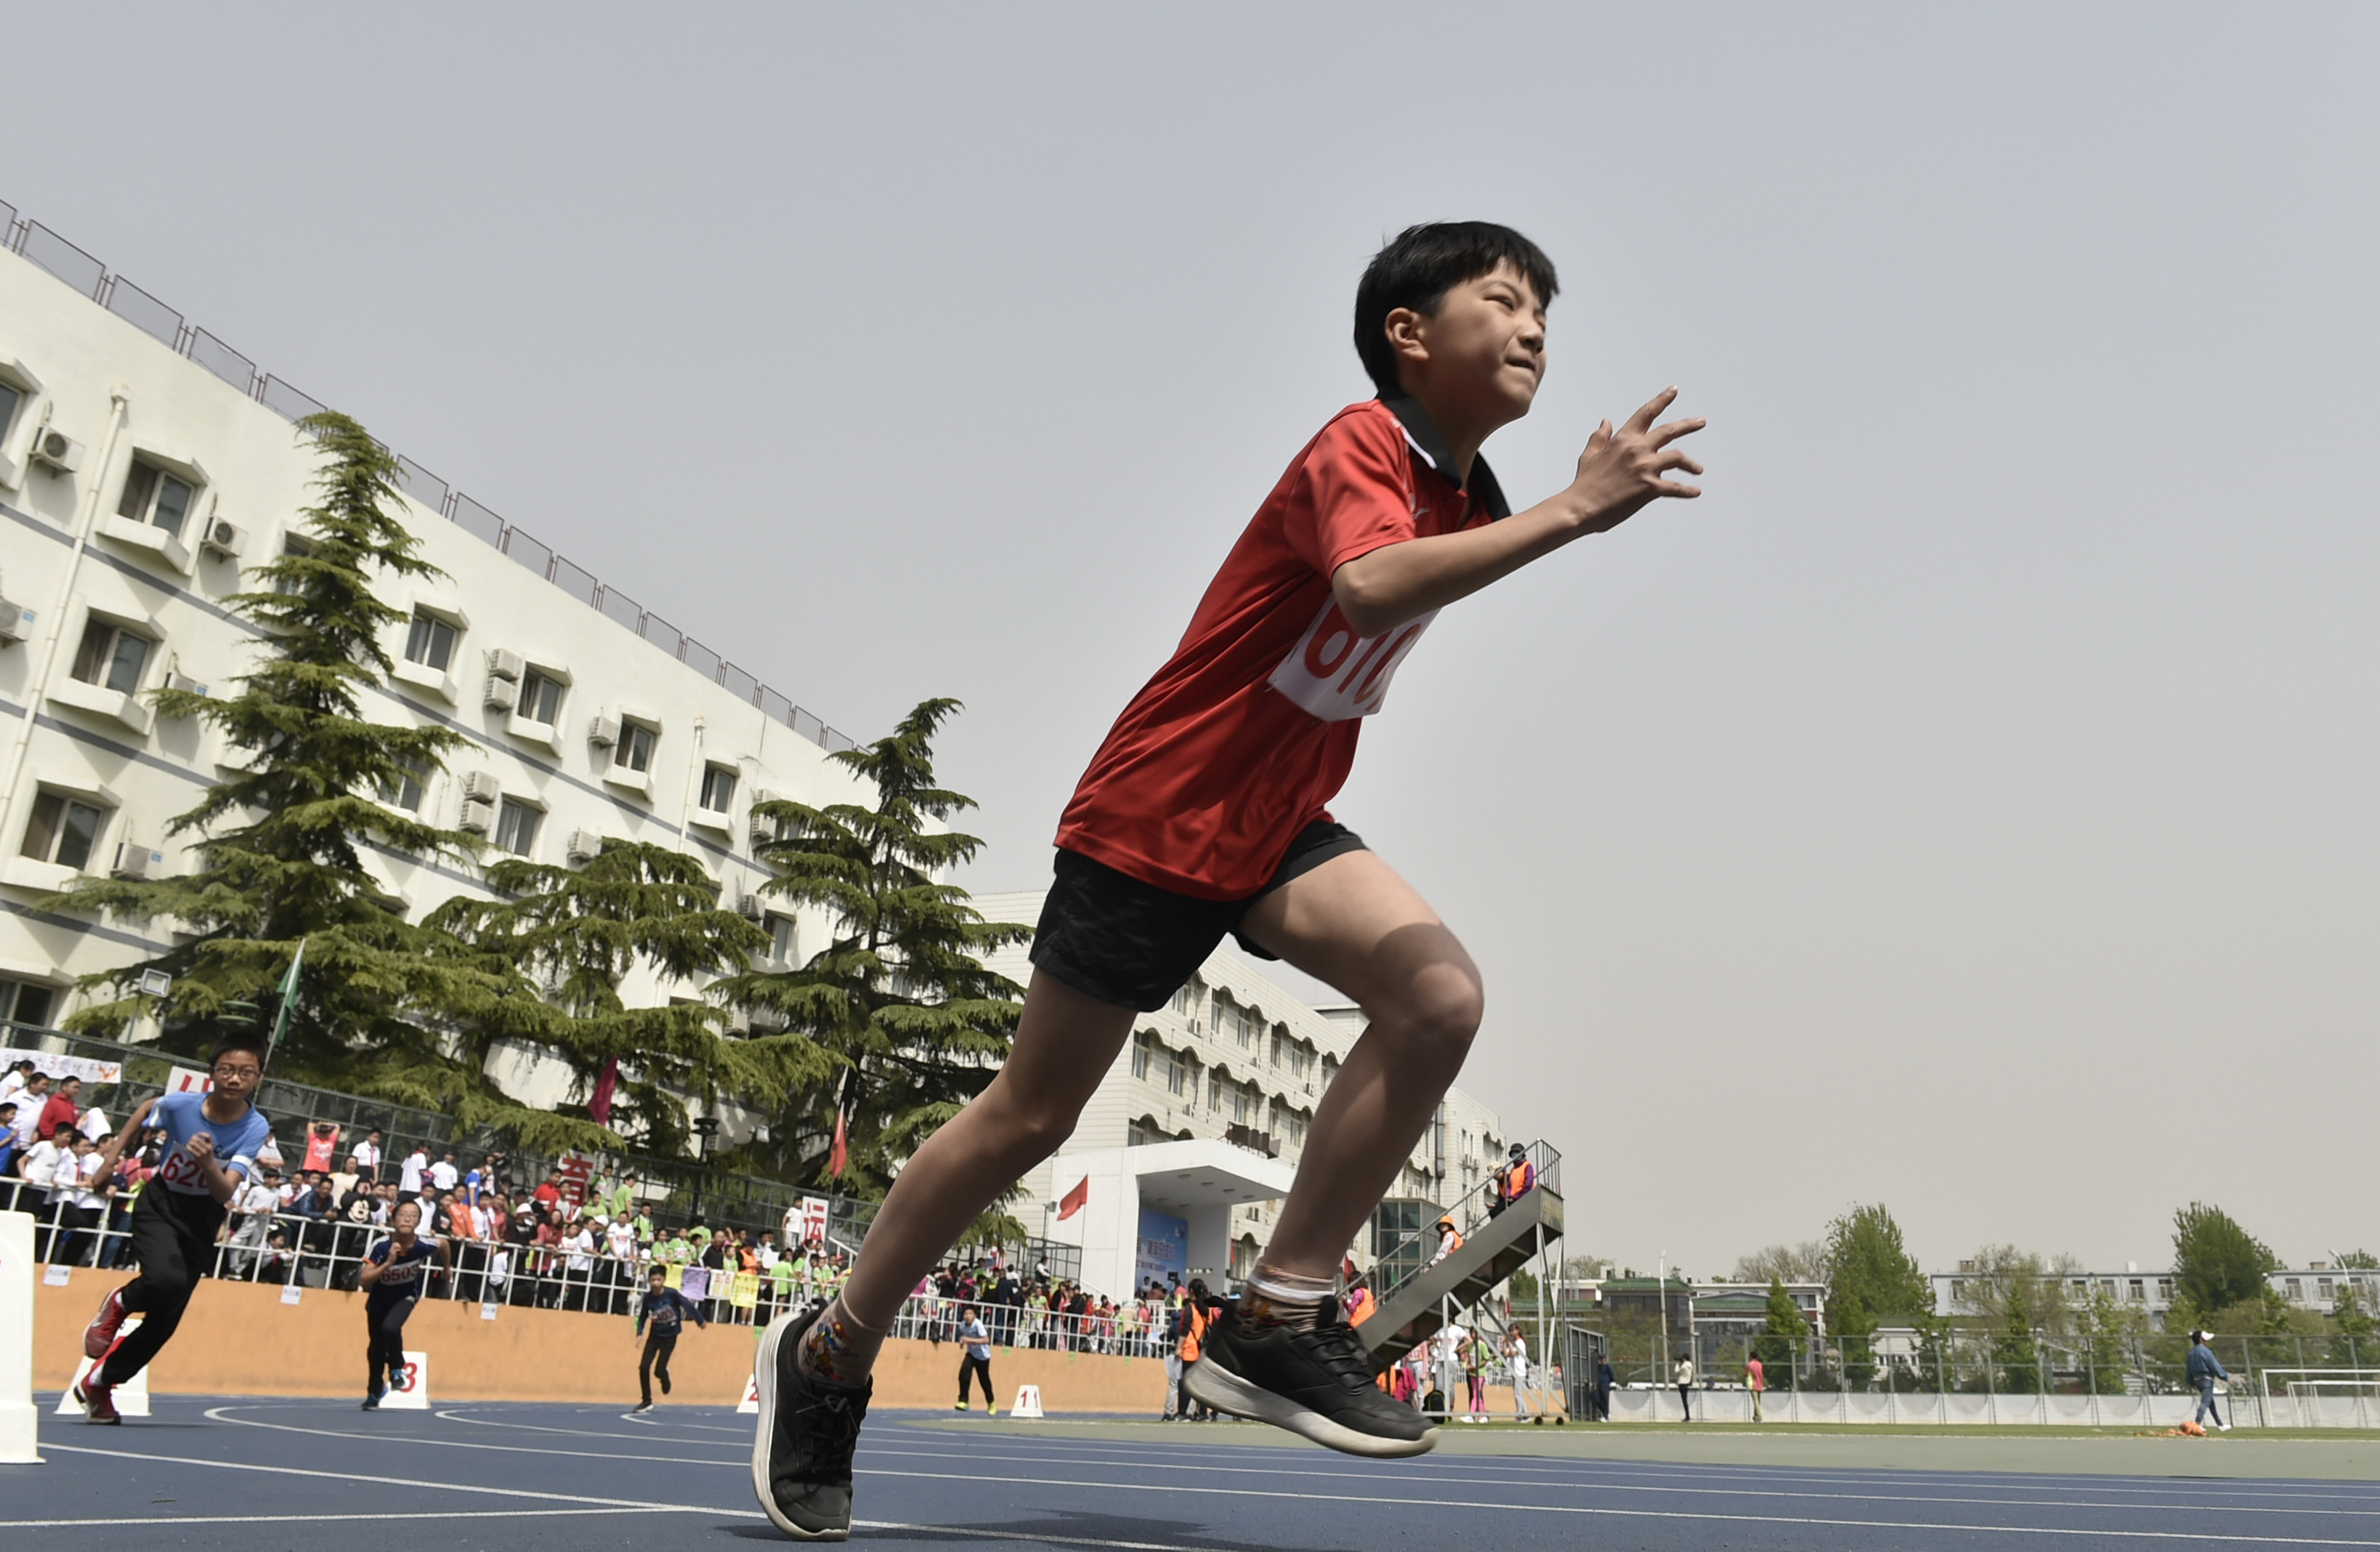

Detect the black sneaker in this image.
[1183,1304,1436,1458]
[750,1302,872,1540]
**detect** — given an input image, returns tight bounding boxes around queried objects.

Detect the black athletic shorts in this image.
[1027,820,1367,1011]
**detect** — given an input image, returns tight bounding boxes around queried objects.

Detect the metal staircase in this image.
[1353,1140,1562,1367]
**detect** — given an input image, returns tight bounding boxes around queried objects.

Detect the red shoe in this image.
[74,1376,121,1424]
[84,1287,128,1359]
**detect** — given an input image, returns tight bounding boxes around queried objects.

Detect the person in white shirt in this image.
[22,1130,72,1258]
[428,1151,461,1193]
[56,1137,112,1266]
[228,1171,282,1279]
[564,1221,597,1312]
[399,1147,429,1194]
[348,1128,384,1184]
[0,1057,36,1108]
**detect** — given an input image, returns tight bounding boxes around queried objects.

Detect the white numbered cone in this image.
[57,1338,151,1419]
[1,1212,41,1459]
[738,1373,761,1415]
[381,1350,431,1410]
[1010,1384,1044,1419]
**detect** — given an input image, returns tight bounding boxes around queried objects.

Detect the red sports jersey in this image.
[1056,397,1507,898]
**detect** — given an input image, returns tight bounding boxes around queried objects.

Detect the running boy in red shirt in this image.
[751,221,1704,1538]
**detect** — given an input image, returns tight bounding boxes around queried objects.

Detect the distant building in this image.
[1931,1262,2379,1329]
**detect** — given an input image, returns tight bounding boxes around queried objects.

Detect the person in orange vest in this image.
[1173,1277,1217,1421]
[1486,1144,1535,1218]
[1428,1216,1464,1266]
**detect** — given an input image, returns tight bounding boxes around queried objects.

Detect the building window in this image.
[69,618,151,695]
[766,914,798,967]
[614,721,656,775]
[2129,1279,2146,1301]
[1166,1056,1187,1097]
[1170,980,1198,1018]
[517,668,564,725]
[492,797,543,857]
[1207,1070,1223,1111]
[2320,1277,2336,1301]
[20,791,107,870]
[2156,1278,2174,1302]
[2286,1278,2303,1301]
[117,460,197,538]
[379,756,429,813]
[1130,1034,1152,1080]
[1231,1085,1251,1125]
[404,609,457,673]
[0,383,20,445]
[700,764,737,812]
[0,977,57,1028]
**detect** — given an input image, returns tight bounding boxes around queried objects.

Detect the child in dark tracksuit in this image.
[634,1267,708,1410]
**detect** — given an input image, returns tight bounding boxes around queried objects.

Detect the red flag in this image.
[1057,1175,1088,1221]
[827,1104,849,1179]
[588,1056,618,1128]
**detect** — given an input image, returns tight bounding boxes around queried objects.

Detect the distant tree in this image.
[1995,1280,2041,1393]
[2336,1250,2379,1271]
[427,838,831,1157]
[1755,1275,1808,1384]
[2080,1285,2147,1395]
[48,413,562,1134]
[713,698,1029,1193]
[1734,1241,1827,1286]
[2171,1203,2276,1315]
[2333,1286,2376,1342]
[1825,1204,1930,1322]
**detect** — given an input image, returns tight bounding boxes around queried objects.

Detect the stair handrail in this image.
[1352,1138,1561,1309]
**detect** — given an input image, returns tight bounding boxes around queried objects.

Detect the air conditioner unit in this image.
[484,648,524,682]
[565,828,603,863]
[112,841,163,879]
[736,892,767,921]
[587,712,620,749]
[748,812,779,846]
[163,671,209,698]
[458,796,495,834]
[482,671,517,712]
[0,599,32,644]
[30,429,84,474]
[201,519,247,559]
[460,771,501,804]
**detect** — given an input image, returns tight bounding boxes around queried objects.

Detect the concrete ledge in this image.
[33,1266,1167,1413]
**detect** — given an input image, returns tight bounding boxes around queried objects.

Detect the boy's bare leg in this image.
[831,973,1135,1341]
[1238,849,1484,1282]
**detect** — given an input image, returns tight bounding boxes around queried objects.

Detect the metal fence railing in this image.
[1521,1319,2380,1428]
[0,198,854,756]
[1355,1139,1561,1308]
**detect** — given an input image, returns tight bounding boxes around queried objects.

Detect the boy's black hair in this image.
[209,1028,270,1066]
[1353,222,1560,397]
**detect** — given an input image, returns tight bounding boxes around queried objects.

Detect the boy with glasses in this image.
[74,1030,275,1423]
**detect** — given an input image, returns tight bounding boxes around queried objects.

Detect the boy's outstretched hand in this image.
[1569,388,1704,534]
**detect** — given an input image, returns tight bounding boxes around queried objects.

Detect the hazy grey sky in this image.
[12,4,2373,1276]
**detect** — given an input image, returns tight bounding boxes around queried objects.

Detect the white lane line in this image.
[0,1509,675,1529]
[854,1465,2380,1545]
[41,1439,740,1516]
[195,1406,2380,1523]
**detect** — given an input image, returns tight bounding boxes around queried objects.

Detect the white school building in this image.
[0,197,867,1117]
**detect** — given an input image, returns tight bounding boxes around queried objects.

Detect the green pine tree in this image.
[1824,1203,1931,1322]
[51,414,552,1102]
[711,698,1028,1193]
[426,838,833,1156]
[2171,1202,2275,1314]
[1995,1280,2042,1393]
[1756,1275,1806,1387]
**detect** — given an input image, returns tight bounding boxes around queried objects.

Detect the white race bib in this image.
[1267,600,1438,722]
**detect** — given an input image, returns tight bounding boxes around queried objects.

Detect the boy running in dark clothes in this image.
[76,1031,276,1423]
[750,221,1705,1538]
[360,1198,447,1408]
[634,1265,708,1411]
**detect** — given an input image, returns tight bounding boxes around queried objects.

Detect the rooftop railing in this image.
[0,198,855,756]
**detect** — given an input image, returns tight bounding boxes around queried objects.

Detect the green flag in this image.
[267,939,304,1057]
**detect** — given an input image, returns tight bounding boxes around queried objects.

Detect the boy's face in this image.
[1396,261,1548,427]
